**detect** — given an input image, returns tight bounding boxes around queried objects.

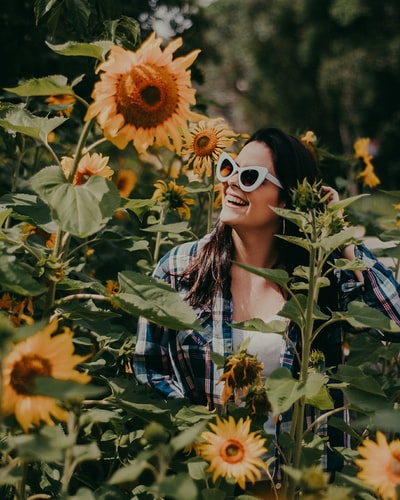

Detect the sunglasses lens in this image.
[240,169,260,187]
[219,159,234,178]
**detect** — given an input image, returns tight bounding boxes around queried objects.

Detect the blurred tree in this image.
[200,0,400,189]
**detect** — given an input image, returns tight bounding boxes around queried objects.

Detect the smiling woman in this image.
[132,127,400,492]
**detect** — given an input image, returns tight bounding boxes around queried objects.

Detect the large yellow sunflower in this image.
[85,33,203,154]
[355,431,400,500]
[196,416,267,490]
[2,319,91,432]
[152,179,195,220]
[61,152,113,185]
[182,118,239,177]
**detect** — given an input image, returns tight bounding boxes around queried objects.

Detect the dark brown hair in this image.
[179,127,321,308]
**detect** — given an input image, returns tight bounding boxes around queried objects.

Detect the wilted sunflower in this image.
[85,33,203,154]
[355,431,400,500]
[152,179,195,220]
[45,94,76,117]
[196,416,267,490]
[354,137,381,188]
[61,152,113,185]
[2,319,91,432]
[217,350,264,406]
[181,118,239,177]
[21,223,56,249]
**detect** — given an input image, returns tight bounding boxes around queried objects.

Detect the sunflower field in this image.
[0,9,400,500]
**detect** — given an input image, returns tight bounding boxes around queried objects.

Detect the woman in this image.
[133,127,400,475]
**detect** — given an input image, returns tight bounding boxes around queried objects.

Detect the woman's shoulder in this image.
[156,234,211,276]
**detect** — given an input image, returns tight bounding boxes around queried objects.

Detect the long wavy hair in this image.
[179,127,322,308]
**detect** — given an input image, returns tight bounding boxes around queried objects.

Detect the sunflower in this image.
[217,350,264,406]
[85,33,203,154]
[152,179,195,220]
[114,169,137,198]
[182,118,239,177]
[61,152,114,185]
[355,431,400,500]
[354,137,381,188]
[45,94,76,117]
[196,416,267,490]
[2,319,91,432]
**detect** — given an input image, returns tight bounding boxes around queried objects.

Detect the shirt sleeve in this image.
[132,250,187,400]
[341,244,400,325]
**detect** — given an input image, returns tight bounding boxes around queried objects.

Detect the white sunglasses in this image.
[216,152,283,192]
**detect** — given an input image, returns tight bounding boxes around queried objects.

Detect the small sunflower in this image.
[114,169,137,198]
[61,152,114,186]
[85,33,203,154]
[182,118,239,177]
[152,179,195,220]
[355,431,400,500]
[300,130,318,161]
[196,416,267,490]
[217,350,264,406]
[354,137,381,188]
[2,319,91,432]
[45,94,76,117]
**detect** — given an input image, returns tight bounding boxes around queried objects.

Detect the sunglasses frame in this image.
[216,152,283,192]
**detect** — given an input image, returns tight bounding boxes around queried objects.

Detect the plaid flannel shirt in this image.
[132,236,400,470]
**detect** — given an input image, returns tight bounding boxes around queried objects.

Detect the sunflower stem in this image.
[153,205,167,265]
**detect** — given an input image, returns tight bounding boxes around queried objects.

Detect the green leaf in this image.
[46,40,113,61]
[158,473,198,500]
[0,253,47,296]
[170,421,207,453]
[12,425,73,461]
[279,294,329,328]
[233,262,290,288]
[333,365,386,396]
[33,377,106,400]
[108,451,155,484]
[328,194,370,212]
[114,271,203,331]
[210,351,226,368]
[305,372,334,410]
[185,181,213,194]
[4,74,81,97]
[142,221,191,234]
[228,317,287,334]
[0,103,67,142]
[31,166,121,237]
[315,226,360,253]
[123,198,156,220]
[332,301,400,333]
[265,368,306,415]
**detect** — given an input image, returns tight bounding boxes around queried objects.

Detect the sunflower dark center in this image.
[222,440,245,463]
[11,354,52,395]
[391,454,400,476]
[194,131,219,156]
[117,64,179,128]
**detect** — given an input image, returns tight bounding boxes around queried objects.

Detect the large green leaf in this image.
[114,271,203,331]
[333,365,386,396]
[332,300,400,333]
[265,367,306,415]
[0,103,67,142]
[31,166,121,237]
[46,40,113,61]
[4,74,82,97]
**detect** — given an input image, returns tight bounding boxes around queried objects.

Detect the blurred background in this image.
[1,0,399,195]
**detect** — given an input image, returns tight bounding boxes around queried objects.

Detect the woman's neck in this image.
[231,228,280,269]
